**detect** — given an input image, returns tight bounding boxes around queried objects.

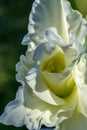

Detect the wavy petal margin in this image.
[22,0,87,48]
[1,0,87,130]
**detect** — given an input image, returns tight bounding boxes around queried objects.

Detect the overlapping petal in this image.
[22,0,87,49]
[22,0,71,45]
[1,0,87,130]
[0,80,77,130]
[0,42,77,129]
[58,111,87,130]
[73,54,87,115]
[0,86,26,127]
[56,54,87,130]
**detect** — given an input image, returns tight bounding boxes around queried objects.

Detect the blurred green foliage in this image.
[68,0,77,9]
[0,0,34,129]
[68,0,87,17]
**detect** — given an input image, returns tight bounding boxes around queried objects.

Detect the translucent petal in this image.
[0,84,77,130]
[28,0,72,43]
[43,28,78,67]
[42,71,75,97]
[59,111,87,130]
[0,87,26,127]
[22,0,74,46]
[67,11,87,45]
[16,52,35,85]
[24,84,77,129]
[26,69,66,105]
[73,54,87,91]
[22,0,87,48]
[73,54,87,115]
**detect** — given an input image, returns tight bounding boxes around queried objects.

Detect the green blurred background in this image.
[0,0,79,130]
[0,0,34,129]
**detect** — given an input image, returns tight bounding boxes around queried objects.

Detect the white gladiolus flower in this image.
[1,0,87,130]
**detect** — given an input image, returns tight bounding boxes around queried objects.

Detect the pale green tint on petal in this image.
[62,47,77,67]
[24,84,77,129]
[73,54,87,91]
[28,0,73,43]
[25,91,59,129]
[77,90,87,117]
[26,71,66,105]
[26,43,77,104]
[15,47,65,105]
[43,28,79,68]
[67,11,87,45]
[16,52,35,85]
[40,45,65,73]
[59,111,87,130]
[34,28,78,69]
[40,45,75,97]
[0,84,77,130]
[42,71,75,97]
[73,54,87,115]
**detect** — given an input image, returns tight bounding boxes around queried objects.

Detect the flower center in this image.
[40,46,75,97]
[41,46,66,73]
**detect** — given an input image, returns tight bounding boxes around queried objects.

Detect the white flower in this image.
[0,0,87,130]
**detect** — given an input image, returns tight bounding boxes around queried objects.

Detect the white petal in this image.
[24,85,77,129]
[44,27,66,46]
[22,0,87,46]
[0,87,26,127]
[0,77,77,130]
[26,69,66,105]
[23,0,73,45]
[43,28,78,67]
[73,54,87,91]
[59,111,87,130]
[16,52,35,85]
[16,50,65,106]
[42,71,75,97]
[67,11,87,45]
[73,54,87,115]
[33,35,77,72]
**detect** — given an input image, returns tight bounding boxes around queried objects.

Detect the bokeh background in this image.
[0,0,79,130]
[0,0,34,129]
